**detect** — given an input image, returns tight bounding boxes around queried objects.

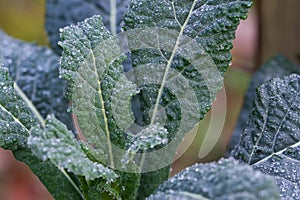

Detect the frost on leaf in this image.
[229,55,300,152]
[0,66,38,150]
[0,66,81,200]
[232,74,300,199]
[122,0,252,197]
[122,124,168,167]
[59,15,136,168]
[0,29,73,130]
[148,158,280,200]
[28,115,118,181]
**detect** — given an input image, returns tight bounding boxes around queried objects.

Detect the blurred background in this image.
[0,0,299,199]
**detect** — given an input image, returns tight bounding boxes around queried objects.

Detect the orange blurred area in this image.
[0,149,53,200]
[0,0,258,199]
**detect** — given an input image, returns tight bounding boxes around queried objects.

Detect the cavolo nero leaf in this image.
[28,114,118,181]
[46,0,130,54]
[148,158,280,200]
[231,74,300,199]
[59,15,137,168]
[0,66,81,200]
[0,29,73,131]
[122,0,252,197]
[228,55,300,152]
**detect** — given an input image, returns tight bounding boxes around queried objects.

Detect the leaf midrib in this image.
[90,49,115,168]
[150,0,197,125]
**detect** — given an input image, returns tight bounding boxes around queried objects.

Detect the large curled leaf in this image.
[59,16,141,199]
[228,55,300,152]
[148,158,280,200]
[0,66,81,199]
[46,0,130,54]
[28,115,118,181]
[122,0,252,197]
[232,74,300,199]
[59,15,137,168]
[0,29,73,130]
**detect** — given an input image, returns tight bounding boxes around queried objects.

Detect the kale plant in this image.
[0,0,299,199]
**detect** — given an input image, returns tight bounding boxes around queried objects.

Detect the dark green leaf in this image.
[0,66,81,199]
[148,158,280,200]
[28,115,118,181]
[228,55,300,152]
[13,149,82,200]
[122,0,252,196]
[117,171,140,200]
[231,74,300,199]
[46,0,130,54]
[0,66,38,150]
[0,29,73,131]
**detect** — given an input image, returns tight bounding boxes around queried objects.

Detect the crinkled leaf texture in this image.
[122,0,252,197]
[28,114,118,181]
[46,0,130,54]
[0,29,73,130]
[59,15,137,166]
[232,74,300,199]
[59,16,141,199]
[148,158,280,200]
[0,66,81,200]
[228,55,300,152]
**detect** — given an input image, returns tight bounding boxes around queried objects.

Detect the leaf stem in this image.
[14,82,45,127]
[58,165,85,200]
[110,0,117,35]
[14,83,85,199]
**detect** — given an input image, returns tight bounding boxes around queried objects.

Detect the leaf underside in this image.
[228,55,300,152]
[0,66,81,200]
[148,158,280,200]
[0,29,73,131]
[122,0,252,197]
[46,0,130,54]
[232,74,300,199]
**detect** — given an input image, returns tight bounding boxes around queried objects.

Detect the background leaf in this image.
[122,0,252,197]
[228,55,300,152]
[46,0,130,54]
[231,74,300,199]
[148,158,280,200]
[0,66,81,200]
[0,29,73,131]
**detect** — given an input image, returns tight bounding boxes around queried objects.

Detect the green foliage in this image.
[228,55,300,152]
[231,74,300,199]
[0,30,73,130]
[122,0,252,196]
[149,158,280,200]
[28,115,118,181]
[5,0,300,199]
[0,66,82,200]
